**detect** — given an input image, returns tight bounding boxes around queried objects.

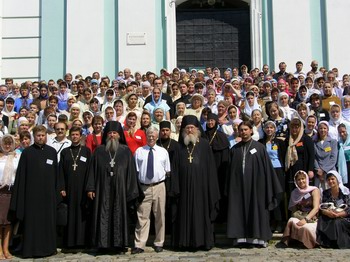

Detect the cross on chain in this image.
[188,155,193,163]
[72,163,78,171]
[110,159,115,168]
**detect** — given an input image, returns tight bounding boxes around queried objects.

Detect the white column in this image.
[166,0,177,71]
[65,0,105,76]
[0,2,3,80]
[250,0,263,69]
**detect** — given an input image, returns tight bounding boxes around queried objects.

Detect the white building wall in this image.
[271,0,313,73]
[118,0,157,74]
[1,0,40,81]
[65,0,105,77]
[325,0,350,75]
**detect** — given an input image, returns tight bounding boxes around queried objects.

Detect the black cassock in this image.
[157,138,180,234]
[226,140,282,243]
[206,127,230,222]
[86,144,141,248]
[9,144,58,258]
[59,145,91,247]
[172,138,220,249]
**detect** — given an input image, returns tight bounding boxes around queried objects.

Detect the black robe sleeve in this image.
[9,149,28,221]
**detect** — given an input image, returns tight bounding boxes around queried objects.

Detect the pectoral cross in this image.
[188,155,193,163]
[110,159,115,168]
[72,163,78,171]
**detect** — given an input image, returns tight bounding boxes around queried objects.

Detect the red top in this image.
[124,129,147,155]
[85,133,102,153]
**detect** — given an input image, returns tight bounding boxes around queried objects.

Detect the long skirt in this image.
[282,217,318,249]
[317,215,350,249]
[0,187,11,225]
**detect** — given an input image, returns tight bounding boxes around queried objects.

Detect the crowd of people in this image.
[0,60,350,258]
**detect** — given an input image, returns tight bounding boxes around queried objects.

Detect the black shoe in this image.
[275,241,288,249]
[153,246,163,253]
[131,247,144,254]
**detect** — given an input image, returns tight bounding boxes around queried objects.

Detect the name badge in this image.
[344,146,350,151]
[272,145,278,150]
[304,193,311,199]
[80,156,87,162]
[250,148,257,155]
[135,135,141,139]
[296,142,303,147]
[46,159,53,165]
[329,101,335,106]
[320,113,325,117]
[324,147,332,152]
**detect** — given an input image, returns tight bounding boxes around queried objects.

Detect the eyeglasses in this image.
[55,128,65,131]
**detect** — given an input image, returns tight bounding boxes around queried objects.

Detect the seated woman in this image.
[280,170,320,249]
[317,170,350,248]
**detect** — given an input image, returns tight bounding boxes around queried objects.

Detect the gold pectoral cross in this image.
[188,154,193,163]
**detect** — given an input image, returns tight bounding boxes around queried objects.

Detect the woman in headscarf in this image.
[279,171,320,249]
[242,91,260,121]
[0,135,20,259]
[14,84,33,113]
[291,85,309,109]
[342,95,350,123]
[143,87,170,120]
[317,171,350,248]
[278,92,297,121]
[285,118,315,200]
[221,105,241,137]
[328,103,345,140]
[337,123,350,187]
[57,81,70,111]
[314,121,338,191]
[260,121,287,233]
[101,88,116,113]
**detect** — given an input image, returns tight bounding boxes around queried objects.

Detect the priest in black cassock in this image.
[205,113,230,223]
[171,115,220,250]
[226,121,282,247]
[9,125,58,258]
[156,121,180,235]
[86,121,142,252]
[58,126,91,247]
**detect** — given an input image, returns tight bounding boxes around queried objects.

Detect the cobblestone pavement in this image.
[7,234,350,262]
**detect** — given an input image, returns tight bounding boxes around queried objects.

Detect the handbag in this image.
[57,202,68,226]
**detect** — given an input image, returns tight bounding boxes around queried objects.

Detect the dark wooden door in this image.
[176,8,251,72]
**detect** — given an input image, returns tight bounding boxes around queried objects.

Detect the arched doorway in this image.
[176,0,251,72]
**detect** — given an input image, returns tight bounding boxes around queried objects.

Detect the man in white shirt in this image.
[132,126,170,254]
[47,121,71,162]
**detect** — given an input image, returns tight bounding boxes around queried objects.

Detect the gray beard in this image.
[182,131,200,146]
[105,137,119,153]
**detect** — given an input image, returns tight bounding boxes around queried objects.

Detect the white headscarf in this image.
[327,170,350,195]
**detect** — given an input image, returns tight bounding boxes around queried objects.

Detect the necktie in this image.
[146,147,154,180]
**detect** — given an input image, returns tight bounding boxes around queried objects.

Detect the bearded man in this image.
[171,115,220,250]
[86,121,142,252]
